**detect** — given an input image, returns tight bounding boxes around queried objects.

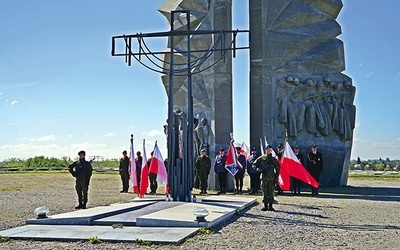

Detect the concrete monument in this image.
[249,0,355,186]
[158,0,233,189]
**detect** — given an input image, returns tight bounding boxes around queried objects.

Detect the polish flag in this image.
[139,139,149,197]
[149,141,168,184]
[129,137,139,194]
[225,140,243,176]
[279,141,319,190]
[240,142,250,160]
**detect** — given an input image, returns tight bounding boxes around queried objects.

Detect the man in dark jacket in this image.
[214,148,227,194]
[291,145,304,194]
[247,147,260,194]
[306,144,323,195]
[148,151,157,194]
[234,147,246,194]
[69,150,93,209]
[276,144,284,194]
[195,149,211,194]
[119,150,130,193]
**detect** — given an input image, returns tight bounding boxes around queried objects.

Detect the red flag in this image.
[149,141,168,184]
[225,140,243,176]
[139,139,149,197]
[279,141,319,189]
[129,138,139,194]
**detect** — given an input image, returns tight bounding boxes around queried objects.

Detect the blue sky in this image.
[1,0,399,161]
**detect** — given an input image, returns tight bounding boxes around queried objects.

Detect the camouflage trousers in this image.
[262,177,276,204]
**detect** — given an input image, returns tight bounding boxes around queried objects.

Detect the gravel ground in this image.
[0,173,399,249]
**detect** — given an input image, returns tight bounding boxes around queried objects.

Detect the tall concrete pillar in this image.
[158,0,233,190]
[249,0,356,186]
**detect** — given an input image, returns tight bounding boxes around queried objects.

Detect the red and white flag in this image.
[149,141,168,184]
[129,138,139,194]
[139,139,149,197]
[278,141,319,190]
[240,142,250,160]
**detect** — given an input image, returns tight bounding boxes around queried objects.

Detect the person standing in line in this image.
[291,145,304,194]
[148,151,158,194]
[306,144,323,195]
[234,147,246,194]
[195,149,211,195]
[214,148,227,194]
[135,151,142,191]
[276,144,284,194]
[68,150,93,209]
[252,145,280,211]
[119,150,130,193]
[247,147,260,195]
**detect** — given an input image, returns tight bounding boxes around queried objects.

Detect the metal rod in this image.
[186,11,193,197]
[112,46,250,57]
[167,10,175,200]
[112,29,249,39]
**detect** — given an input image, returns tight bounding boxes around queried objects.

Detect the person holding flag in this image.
[129,135,139,195]
[234,146,246,194]
[278,140,319,193]
[291,145,304,194]
[214,148,228,195]
[247,147,260,195]
[149,141,168,193]
[135,151,142,192]
[252,145,280,211]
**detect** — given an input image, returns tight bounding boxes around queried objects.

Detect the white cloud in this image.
[30,135,56,142]
[103,132,116,137]
[9,100,18,105]
[2,143,60,151]
[142,130,164,137]
[366,72,374,79]
[392,72,400,83]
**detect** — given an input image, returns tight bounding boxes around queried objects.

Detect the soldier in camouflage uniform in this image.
[252,145,280,211]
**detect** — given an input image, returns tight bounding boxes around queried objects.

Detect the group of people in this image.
[194,143,324,212]
[67,143,323,211]
[118,150,157,194]
[67,149,158,210]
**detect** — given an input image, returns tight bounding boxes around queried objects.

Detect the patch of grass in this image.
[0,170,69,175]
[1,186,22,192]
[135,238,152,246]
[88,236,101,244]
[235,209,242,215]
[197,227,212,235]
[349,174,400,179]
[0,235,10,243]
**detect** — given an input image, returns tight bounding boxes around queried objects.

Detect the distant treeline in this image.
[0,156,119,169]
[350,157,399,171]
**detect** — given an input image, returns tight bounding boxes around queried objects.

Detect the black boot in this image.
[268,202,275,211]
[261,202,268,211]
[75,204,82,209]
